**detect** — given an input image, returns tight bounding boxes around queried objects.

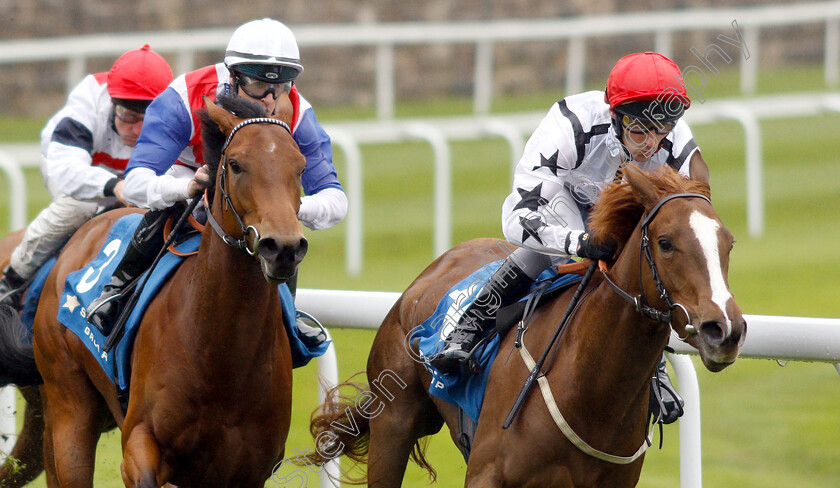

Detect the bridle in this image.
[599,192,712,339]
[204,117,292,256]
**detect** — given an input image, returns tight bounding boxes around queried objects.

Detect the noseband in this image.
[204,117,292,256]
[599,192,712,338]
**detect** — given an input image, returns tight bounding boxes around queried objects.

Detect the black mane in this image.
[199,93,266,180]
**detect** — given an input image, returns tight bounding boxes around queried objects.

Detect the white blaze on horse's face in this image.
[689,210,733,334]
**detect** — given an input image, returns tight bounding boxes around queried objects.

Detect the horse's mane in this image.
[198,93,266,180]
[588,166,711,253]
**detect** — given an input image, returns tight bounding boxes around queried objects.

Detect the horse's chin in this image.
[697,346,739,372]
[259,258,296,285]
[700,357,735,372]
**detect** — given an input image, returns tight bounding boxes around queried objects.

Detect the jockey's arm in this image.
[43,75,122,201]
[501,111,586,260]
[294,108,348,230]
[122,89,193,209]
[44,132,120,201]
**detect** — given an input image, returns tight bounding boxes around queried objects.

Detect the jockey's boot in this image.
[286,271,327,349]
[0,266,27,309]
[649,354,685,425]
[86,209,169,336]
[429,257,533,375]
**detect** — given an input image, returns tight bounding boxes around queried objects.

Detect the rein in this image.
[204,117,292,255]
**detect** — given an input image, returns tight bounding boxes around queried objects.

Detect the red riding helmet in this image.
[605,52,690,123]
[107,44,173,101]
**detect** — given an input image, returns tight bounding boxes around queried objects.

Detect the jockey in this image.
[0,45,173,308]
[429,52,705,424]
[85,19,347,348]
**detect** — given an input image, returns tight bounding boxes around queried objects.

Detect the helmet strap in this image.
[108,105,119,135]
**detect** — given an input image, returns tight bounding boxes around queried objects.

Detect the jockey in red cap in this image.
[430,51,706,426]
[0,45,173,308]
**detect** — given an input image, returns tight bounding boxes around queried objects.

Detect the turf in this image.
[1,64,839,487]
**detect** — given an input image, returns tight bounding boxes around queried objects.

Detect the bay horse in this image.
[0,93,307,487]
[308,165,746,487]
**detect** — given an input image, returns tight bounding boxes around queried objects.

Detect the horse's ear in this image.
[688,152,710,185]
[272,94,294,127]
[203,96,238,135]
[624,164,661,210]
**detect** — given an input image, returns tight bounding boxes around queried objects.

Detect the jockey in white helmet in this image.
[85,19,346,346]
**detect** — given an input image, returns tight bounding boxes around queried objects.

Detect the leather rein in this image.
[203,117,292,256]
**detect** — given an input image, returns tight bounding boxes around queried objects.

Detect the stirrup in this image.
[295,310,328,348]
[649,369,685,426]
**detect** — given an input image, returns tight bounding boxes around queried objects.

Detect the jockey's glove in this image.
[187,166,213,198]
[575,232,617,261]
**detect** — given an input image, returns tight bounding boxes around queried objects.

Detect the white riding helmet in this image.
[224,18,304,82]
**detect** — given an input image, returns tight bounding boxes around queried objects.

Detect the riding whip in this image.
[502,259,598,429]
[103,196,203,353]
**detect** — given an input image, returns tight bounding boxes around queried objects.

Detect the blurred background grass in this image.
[1,65,838,487]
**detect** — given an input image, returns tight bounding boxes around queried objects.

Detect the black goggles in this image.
[620,114,676,135]
[235,74,293,100]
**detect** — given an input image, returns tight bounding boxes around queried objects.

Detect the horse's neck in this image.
[186,223,282,353]
[562,228,670,416]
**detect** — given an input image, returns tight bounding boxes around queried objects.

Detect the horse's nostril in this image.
[257,238,280,260]
[700,320,725,345]
[296,237,309,260]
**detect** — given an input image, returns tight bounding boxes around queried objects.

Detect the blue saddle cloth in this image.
[415,260,582,423]
[21,213,328,391]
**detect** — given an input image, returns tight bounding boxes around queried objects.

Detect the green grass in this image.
[2,64,840,487]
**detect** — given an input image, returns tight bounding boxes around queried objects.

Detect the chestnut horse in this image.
[0,93,307,487]
[309,165,746,487]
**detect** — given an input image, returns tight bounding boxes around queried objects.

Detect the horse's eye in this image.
[730,240,735,252]
[658,238,674,253]
[228,160,242,174]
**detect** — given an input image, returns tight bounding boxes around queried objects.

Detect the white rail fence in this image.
[295,288,840,488]
[4,92,840,276]
[1,2,840,118]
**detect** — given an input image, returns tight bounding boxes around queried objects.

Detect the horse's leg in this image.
[121,423,165,488]
[366,314,444,488]
[0,386,45,487]
[40,374,105,488]
[41,389,58,488]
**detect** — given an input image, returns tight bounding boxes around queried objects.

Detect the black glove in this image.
[576,232,617,261]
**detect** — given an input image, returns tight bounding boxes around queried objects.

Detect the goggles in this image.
[114,104,145,124]
[621,114,675,135]
[235,74,293,100]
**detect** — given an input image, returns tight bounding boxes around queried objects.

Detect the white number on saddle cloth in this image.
[76,239,122,294]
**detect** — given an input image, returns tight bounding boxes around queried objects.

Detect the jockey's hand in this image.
[113,180,128,206]
[576,232,617,261]
[187,166,213,198]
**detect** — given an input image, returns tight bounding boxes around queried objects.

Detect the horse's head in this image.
[591,165,747,372]
[201,94,308,283]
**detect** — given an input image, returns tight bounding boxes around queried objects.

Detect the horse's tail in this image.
[0,305,42,386]
[302,377,372,485]
[302,373,437,484]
